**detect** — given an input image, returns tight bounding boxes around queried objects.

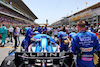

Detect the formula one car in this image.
[1,34,75,67]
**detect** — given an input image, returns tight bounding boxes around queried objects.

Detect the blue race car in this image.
[28,34,59,52]
[1,34,75,67]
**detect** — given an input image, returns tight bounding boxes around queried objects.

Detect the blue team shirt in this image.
[13,31,17,37]
[25,27,33,39]
[38,27,42,33]
[71,31,99,55]
[43,27,47,32]
[22,27,33,51]
[57,31,68,51]
[90,27,96,32]
[69,32,76,39]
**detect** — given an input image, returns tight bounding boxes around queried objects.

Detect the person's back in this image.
[13,27,18,48]
[47,27,50,32]
[43,25,47,34]
[69,32,76,40]
[54,27,58,40]
[2,26,6,29]
[58,31,69,51]
[25,27,33,39]
[68,27,72,34]
[72,26,75,32]
[0,25,7,34]
[90,25,95,33]
[72,31,99,54]
[8,27,13,42]
[0,25,8,46]
[17,27,20,34]
[63,26,66,32]
[38,26,41,33]
[71,21,99,67]
[13,28,17,37]
[16,27,20,45]
[54,28,58,35]
[22,25,34,51]
[75,27,78,33]
[58,31,67,41]
[9,27,13,33]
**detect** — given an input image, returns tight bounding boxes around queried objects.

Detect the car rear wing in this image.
[15,52,73,60]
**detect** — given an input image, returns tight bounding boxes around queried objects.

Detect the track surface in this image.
[0,35,24,65]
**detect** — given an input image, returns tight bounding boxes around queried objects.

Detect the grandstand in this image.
[51,2,100,28]
[0,0,38,27]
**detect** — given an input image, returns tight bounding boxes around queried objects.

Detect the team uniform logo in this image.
[81,47,93,52]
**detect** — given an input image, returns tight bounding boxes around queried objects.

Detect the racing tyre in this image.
[1,56,15,67]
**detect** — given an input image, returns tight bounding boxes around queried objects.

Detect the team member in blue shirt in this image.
[22,25,34,51]
[68,31,76,40]
[90,25,96,33]
[38,26,42,34]
[43,25,47,34]
[70,21,99,67]
[57,28,69,51]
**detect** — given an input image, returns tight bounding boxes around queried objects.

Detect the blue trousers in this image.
[21,38,30,51]
[60,43,68,51]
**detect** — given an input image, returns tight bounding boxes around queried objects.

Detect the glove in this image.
[64,40,69,45]
[93,53,99,65]
[41,32,43,34]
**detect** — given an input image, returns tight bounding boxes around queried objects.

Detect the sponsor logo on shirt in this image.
[81,47,93,52]
[79,37,91,41]
[62,36,67,39]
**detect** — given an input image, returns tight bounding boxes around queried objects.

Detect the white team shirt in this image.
[9,27,13,32]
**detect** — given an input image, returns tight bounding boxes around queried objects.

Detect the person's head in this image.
[77,21,86,31]
[55,27,57,29]
[85,26,88,30]
[42,26,44,28]
[53,27,55,29]
[14,27,17,32]
[71,30,75,33]
[31,24,34,28]
[59,26,61,28]
[28,25,30,27]
[63,25,65,27]
[59,27,63,31]
[45,25,47,27]
[94,28,97,33]
[10,25,12,28]
[91,25,93,28]
[2,24,5,26]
